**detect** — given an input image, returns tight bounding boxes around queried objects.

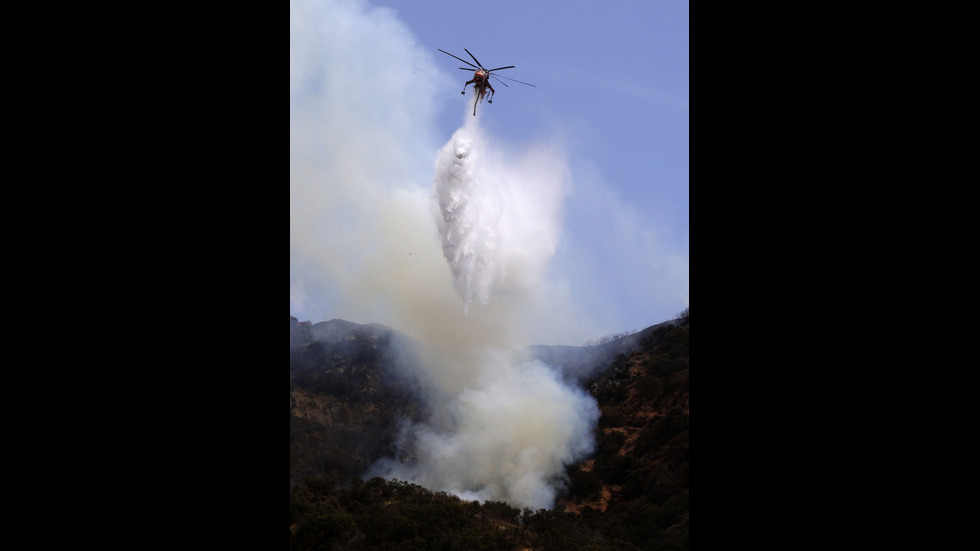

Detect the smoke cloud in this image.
[292,0,599,510]
[364,115,598,510]
[370,355,599,510]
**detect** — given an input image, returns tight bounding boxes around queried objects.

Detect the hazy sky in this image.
[290,0,688,346]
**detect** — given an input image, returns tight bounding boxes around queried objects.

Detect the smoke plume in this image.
[371,353,599,510]
[365,114,598,510]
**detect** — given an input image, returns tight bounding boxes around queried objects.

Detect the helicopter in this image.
[438,48,536,116]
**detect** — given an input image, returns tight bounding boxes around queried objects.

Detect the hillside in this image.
[289,318,429,486]
[528,318,682,383]
[289,310,689,549]
[558,319,690,548]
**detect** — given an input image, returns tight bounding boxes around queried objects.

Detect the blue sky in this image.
[378,0,689,224]
[290,0,688,345]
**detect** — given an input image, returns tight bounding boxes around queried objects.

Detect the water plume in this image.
[430,115,569,318]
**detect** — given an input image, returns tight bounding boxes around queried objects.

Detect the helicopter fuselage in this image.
[438,48,534,116]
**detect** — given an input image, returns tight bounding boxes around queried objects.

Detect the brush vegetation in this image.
[290,309,689,550]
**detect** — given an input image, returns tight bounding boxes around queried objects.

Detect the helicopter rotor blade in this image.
[489,74,510,87]
[463,48,485,70]
[438,49,478,69]
[492,73,536,87]
[488,66,515,72]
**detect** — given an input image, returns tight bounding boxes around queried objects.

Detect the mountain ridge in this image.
[290,315,682,379]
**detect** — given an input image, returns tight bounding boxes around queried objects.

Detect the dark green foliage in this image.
[291,477,524,551]
[658,330,689,362]
[589,353,633,404]
[564,319,689,550]
[295,508,355,550]
[599,406,627,428]
[290,477,671,551]
[568,465,602,497]
[632,410,688,459]
[595,453,640,485]
[641,326,672,352]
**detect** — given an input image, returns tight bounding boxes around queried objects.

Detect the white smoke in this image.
[371,355,599,510]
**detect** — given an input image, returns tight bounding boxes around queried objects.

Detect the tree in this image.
[294,508,354,550]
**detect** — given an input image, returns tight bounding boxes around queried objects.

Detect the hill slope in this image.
[528,318,682,382]
[289,312,689,550]
[289,317,428,486]
[559,318,690,548]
